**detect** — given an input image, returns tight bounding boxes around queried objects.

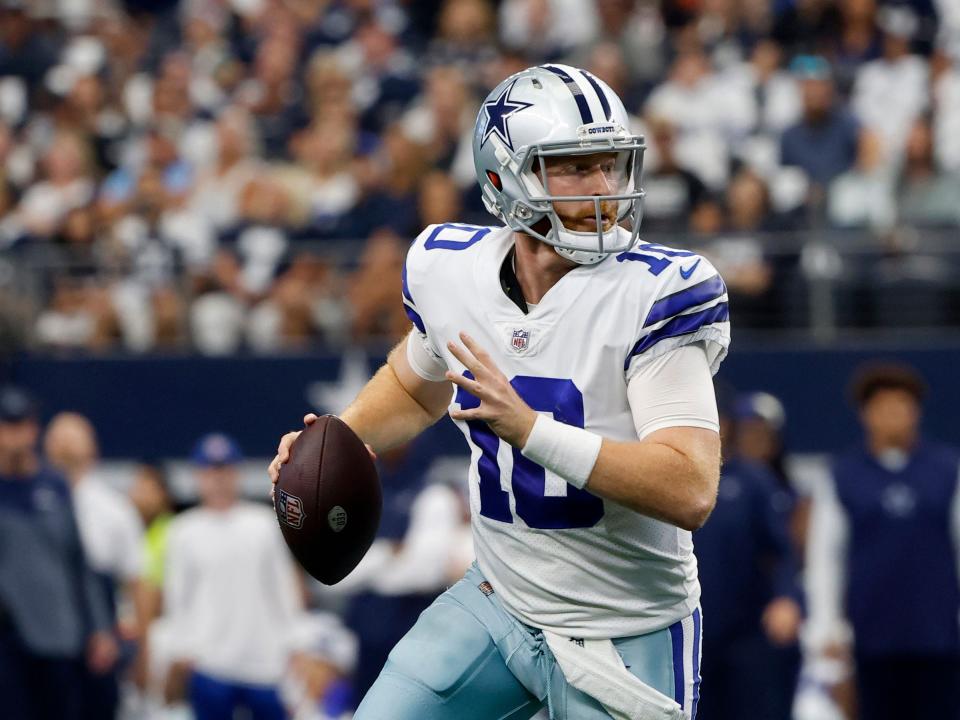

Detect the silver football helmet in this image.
[473,64,645,265]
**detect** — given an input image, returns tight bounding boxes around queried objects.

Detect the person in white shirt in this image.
[163,433,303,720]
[851,8,929,168]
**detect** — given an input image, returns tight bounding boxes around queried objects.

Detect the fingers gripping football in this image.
[446,332,537,448]
[268,414,318,498]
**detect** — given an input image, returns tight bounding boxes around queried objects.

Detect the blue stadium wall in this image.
[5,341,960,457]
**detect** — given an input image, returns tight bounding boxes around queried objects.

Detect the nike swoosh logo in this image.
[679,259,701,279]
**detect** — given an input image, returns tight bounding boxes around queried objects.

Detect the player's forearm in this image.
[341,350,448,452]
[587,431,720,531]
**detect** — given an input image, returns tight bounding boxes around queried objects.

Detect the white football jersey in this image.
[403,223,731,639]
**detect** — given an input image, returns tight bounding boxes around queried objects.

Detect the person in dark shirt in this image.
[0,386,116,720]
[695,390,802,720]
[780,56,862,202]
[806,363,960,720]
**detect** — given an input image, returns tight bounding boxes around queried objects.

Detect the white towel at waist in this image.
[543,630,688,720]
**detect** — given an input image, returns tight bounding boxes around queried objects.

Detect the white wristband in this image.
[520,415,603,490]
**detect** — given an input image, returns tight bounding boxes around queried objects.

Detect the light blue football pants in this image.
[355,564,702,720]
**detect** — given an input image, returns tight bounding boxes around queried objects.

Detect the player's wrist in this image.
[521,415,603,490]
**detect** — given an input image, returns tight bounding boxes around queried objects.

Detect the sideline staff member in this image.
[0,386,116,720]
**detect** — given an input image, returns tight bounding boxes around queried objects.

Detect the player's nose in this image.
[585,165,614,195]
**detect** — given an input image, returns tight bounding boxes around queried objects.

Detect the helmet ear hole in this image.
[486,170,503,191]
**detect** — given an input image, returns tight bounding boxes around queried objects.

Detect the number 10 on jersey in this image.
[455,375,604,530]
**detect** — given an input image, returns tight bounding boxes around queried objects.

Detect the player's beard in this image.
[556,199,620,233]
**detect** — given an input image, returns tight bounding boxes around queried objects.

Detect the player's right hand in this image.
[268,413,319,497]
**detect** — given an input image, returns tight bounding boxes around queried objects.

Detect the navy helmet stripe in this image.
[581,71,612,121]
[624,303,730,370]
[644,274,727,328]
[542,65,593,124]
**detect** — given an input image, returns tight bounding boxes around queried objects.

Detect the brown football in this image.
[274,415,381,585]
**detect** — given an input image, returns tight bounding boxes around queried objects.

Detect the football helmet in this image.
[473,64,645,264]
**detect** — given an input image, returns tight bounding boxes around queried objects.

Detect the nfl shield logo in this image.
[277,489,305,529]
[511,329,530,353]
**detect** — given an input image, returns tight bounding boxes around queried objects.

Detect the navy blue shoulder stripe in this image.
[401,263,414,304]
[401,263,426,333]
[581,71,612,121]
[625,303,729,370]
[542,65,593,124]
[644,274,726,328]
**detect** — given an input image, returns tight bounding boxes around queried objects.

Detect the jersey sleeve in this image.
[625,254,730,382]
[626,343,719,439]
[402,226,447,380]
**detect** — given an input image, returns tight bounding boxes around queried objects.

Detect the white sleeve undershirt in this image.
[405,329,448,382]
[626,343,720,439]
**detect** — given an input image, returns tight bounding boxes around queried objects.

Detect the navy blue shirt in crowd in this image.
[695,458,799,645]
[0,465,110,656]
[833,441,960,658]
[780,108,860,186]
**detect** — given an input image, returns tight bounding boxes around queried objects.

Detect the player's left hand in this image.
[446,332,537,448]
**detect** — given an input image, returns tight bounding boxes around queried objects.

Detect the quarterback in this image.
[270,64,729,720]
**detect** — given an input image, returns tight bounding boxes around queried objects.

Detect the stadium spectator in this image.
[34,276,118,352]
[781,55,863,212]
[346,229,410,345]
[0,4,58,89]
[640,117,708,234]
[894,115,960,226]
[127,462,176,690]
[852,6,929,167]
[719,39,802,138]
[827,0,883,93]
[427,0,498,69]
[160,432,304,720]
[400,65,476,178]
[591,0,666,87]
[16,131,95,241]
[188,107,264,234]
[695,389,802,720]
[189,247,250,355]
[498,0,599,60]
[645,49,738,188]
[805,363,960,720]
[291,118,361,230]
[0,386,116,720]
[699,169,780,327]
[235,25,309,160]
[44,411,146,720]
[347,123,428,239]
[417,170,465,229]
[827,127,894,228]
[247,251,345,352]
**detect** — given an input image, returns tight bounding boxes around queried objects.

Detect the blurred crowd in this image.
[4,357,958,720]
[0,0,958,353]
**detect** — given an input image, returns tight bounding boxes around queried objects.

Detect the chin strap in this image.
[551,224,625,265]
[554,245,608,265]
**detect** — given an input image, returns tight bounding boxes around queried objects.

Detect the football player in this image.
[270,64,729,720]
